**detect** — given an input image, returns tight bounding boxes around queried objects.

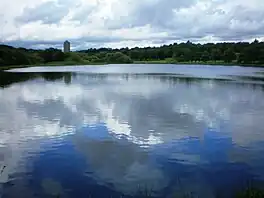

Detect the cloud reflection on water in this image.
[0,73,264,196]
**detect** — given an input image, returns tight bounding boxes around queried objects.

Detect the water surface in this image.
[1,64,264,197]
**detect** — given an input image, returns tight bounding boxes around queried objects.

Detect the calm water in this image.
[1,64,264,198]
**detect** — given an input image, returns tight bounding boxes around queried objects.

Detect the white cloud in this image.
[1,72,264,193]
[0,0,264,49]
[1,73,264,150]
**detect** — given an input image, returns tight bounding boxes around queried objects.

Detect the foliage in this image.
[236,187,264,198]
[64,52,83,62]
[38,48,65,63]
[79,39,264,66]
[1,39,264,67]
[105,52,133,63]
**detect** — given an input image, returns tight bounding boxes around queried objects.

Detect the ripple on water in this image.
[0,69,264,197]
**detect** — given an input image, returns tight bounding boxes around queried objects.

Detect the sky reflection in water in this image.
[0,71,264,197]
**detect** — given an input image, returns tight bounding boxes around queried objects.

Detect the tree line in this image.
[1,39,264,67]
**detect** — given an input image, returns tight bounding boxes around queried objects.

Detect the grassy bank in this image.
[134,59,264,67]
[39,61,106,66]
[0,61,107,71]
[2,60,264,71]
[134,60,229,65]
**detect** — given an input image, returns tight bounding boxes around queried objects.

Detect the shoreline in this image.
[133,60,264,67]
[1,61,264,71]
[0,62,106,71]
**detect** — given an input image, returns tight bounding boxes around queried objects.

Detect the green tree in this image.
[223,48,236,63]
[1,39,264,68]
[105,52,133,64]
[201,51,210,62]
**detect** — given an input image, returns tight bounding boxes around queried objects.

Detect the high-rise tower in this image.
[63,40,70,53]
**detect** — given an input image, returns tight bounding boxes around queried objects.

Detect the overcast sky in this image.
[0,0,264,50]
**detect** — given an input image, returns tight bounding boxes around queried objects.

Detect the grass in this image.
[40,61,106,66]
[1,59,264,71]
[0,64,31,71]
[0,61,107,71]
[134,60,170,64]
[236,187,264,198]
[134,60,264,67]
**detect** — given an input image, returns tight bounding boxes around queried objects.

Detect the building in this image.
[63,40,70,53]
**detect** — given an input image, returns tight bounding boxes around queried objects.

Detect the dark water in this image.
[1,64,264,198]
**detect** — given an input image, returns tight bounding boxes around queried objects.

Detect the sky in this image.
[0,0,264,50]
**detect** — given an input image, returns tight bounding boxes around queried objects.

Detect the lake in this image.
[1,64,264,198]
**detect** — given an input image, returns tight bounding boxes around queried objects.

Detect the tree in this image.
[105,52,133,64]
[201,51,210,62]
[1,40,264,67]
[211,48,222,61]
[223,48,236,63]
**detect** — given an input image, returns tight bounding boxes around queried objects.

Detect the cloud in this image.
[100,0,198,30]
[3,35,124,49]
[16,1,71,25]
[0,0,264,49]
[1,72,264,194]
[1,73,264,149]
[167,0,264,41]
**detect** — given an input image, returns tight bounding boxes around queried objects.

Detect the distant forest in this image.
[1,40,264,67]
